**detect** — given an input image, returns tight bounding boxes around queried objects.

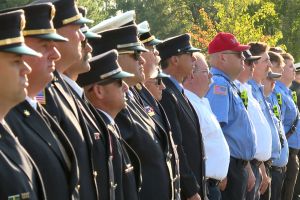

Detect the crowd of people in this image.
[0,0,300,200]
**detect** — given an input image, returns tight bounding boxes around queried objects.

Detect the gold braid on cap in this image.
[0,37,24,46]
[23,29,57,36]
[141,35,155,44]
[62,13,82,25]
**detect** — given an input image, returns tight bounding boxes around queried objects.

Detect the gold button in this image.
[76,185,80,190]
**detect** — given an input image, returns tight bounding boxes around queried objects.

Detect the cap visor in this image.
[232,44,250,52]
[146,38,162,46]
[246,55,261,61]
[138,28,149,35]
[267,72,282,79]
[112,71,135,79]
[33,33,69,42]
[186,46,201,52]
[74,17,93,25]
[4,45,42,57]
[84,31,102,39]
[128,45,149,52]
[156,71,170,78]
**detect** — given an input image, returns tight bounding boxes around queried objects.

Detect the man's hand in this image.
[187,193,201,200]
[219,177,227,191]
[259,163,271,194]
[246,162,256,191]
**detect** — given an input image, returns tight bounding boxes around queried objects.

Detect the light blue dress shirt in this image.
[267,92,289,167]
[206,67,256,160]
[275,81,300,149]
[248,79,281,160]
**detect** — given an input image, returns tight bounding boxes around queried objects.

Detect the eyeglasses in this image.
[222,51,243,59]
[119,50,142,61]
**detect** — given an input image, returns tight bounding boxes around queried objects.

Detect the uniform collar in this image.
[276,81,289,94]
[25,96,37,110]
[98,109,115,125]
[168,76,184,92]
[248,79,263,91]
[61,73,84,97]
[210,67,232,82]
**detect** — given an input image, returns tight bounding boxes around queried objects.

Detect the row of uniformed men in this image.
[1,1,299,200]
[0,0,205,200]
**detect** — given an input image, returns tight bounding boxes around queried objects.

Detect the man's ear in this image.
[169,55,179,66]
[93,84,105,100]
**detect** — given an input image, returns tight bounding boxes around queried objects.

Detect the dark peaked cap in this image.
[30,0,92,28]
[1,3,68,42]
[156,33,200,61]
[78,6,101,39]
[0,10,41,56]
[77,49,134,87]
[88,25,148,57]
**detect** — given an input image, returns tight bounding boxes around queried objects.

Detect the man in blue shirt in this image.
[248,42,282,200]
[273,53,300,200]
[206,32,257,200]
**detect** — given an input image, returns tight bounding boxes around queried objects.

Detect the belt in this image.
[264,159,273,169]
[289,147,299,156]
[271,166,286,173]
[207,178,220,187]
[230,157,248,167]
[250,159,262,167]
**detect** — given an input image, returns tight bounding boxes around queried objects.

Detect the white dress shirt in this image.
[184,89,230,180]
[25,96,38,110]
[61,73,84,97]
[235,81,272,161]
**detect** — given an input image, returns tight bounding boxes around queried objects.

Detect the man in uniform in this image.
[247,42,283,200]
[205,32,257,200]
[31,0,101,199]
[89,25,177,200]
[0,9,46,200]
[157,33,206,200]
[77,49,141,200]
[4,3,80,200]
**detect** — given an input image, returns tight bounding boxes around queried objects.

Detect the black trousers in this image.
[270,166,286,200]
[221,157,248,200]
[282,148,299,200]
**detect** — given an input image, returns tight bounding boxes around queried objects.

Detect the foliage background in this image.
[1,0,299,61]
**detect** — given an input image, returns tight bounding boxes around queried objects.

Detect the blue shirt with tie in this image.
[275,81,300,149]
[248,79,281,160]
[266,93,289,167]
[206,67,256,160]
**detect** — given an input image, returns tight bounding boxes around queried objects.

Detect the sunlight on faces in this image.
[118,51,145,86]
[253,52,272,80]
[56,24,85,69]
[24,37,61,95]
[142,45,160,80]
[144,77,165,101]
[98,79,128,113]
[0,52,31,107]
[221,51,245,79]
[193,56,212,96]
[282,59,295,83]
[176,52,196,78]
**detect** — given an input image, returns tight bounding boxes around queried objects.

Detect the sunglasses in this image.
[148,77,163,86]
[119,51,142,61]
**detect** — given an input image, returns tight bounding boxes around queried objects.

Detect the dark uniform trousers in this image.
[160,78,206,199]
[5,100,79,200]
[115,89,172,200]
[271,166,286,200]
[282,148,299,200]
[98,111,140,200]
[43,70,98,200]
[0,123,46,200]
[133,84,181,199]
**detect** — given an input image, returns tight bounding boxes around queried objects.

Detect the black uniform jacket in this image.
[0,123,46,200]
[98,111,140,200]
[160,77,206,199]
[5,100,79,200]
[43,70,98,200]
[69,85,114,200]
[115,88,171,200]
[133,84,181,200]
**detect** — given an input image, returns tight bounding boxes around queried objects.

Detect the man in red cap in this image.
[206,32,257,200]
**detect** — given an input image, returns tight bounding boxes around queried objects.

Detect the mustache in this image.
[83,53,92,62]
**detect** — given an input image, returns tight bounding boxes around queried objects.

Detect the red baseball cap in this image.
[208,32,250,54]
